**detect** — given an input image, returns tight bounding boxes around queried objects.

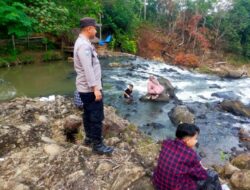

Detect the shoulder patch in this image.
[85,49,91,56]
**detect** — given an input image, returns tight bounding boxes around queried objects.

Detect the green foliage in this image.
[117,34,137,54]
[101,0,141,53]
[217,0,250,57]
[54,0,102,28]
[0,1,33,37]
[42,51,63,62]
[27,0,69,34]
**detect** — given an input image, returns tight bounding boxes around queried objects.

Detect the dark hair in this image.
[128,84,133,87]
[176,123,200,139]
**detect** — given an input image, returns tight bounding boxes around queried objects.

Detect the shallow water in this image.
[0,57,249,165]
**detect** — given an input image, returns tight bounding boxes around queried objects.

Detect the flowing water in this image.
[0,57,249,165]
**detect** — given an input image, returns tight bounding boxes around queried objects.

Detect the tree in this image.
[26,0,69,35]
[0,1,33,37]
[0,0,34,50]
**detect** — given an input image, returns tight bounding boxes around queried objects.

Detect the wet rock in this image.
[239,126,250,142]
[139,93,170,102]
[230,170,250,190]
[209,84,222,89]
[211,66,247,79]
[111,162,145,190]
[220,100,250,118]
[224,163,240,177]
[231,153,250,170]
[212,91,240,101]
[158,77,176,98]
[168,105,195,126]
[224,70,247,79]
[109,62,132,68]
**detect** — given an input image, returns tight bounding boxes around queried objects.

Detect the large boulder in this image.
[239,126,250,142]
[139,93,170,102]
[211,66,247,79]
[103,106,130,137]
[231,153,250,170]
[168,105,195,126]
[224,163,240,178]
[230,170,250,190]
[139,78,176,102]
[158,78,176,98]
[110,162,145,190]
[220,100,250,118]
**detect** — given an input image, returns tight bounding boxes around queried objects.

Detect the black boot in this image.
[93,141,114,155]
[83,137,93,146]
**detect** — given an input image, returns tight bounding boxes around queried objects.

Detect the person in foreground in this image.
[74,17,113,155]
[153,123,222,190]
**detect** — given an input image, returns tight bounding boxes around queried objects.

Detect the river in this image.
[0,56,249,165]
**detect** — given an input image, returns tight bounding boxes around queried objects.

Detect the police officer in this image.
[74,17,113,154]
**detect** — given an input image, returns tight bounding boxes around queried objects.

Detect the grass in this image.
[226,54,250,66]
[197,64,213,74]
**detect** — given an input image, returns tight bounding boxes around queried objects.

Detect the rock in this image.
[66,170,85,184]
[15,124,31,134]
[109,62,132,68]
[139,77,177,102]
[13,184,30,190]
[139,93,170,102]
[231,153,250,170]
[224,70,247,79]
[129,176,155,190]
[224,163,240,177]
[103,106,129,137]
[212,91,240,101]
[111,162,145,190]
[158,77,176,98]
[220,100,250,118]
[209,84,221,89]
[43,144,64,157]
[211,66,247,79]
[106,137,121,146]
[41,136,56,144]
[168,105,195,126]
[64,115,82,129]
[37,115,49,124]
[95,162,113,175]
[239,126,250,142]
[230,170,250,190]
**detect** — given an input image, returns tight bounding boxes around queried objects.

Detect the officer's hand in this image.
[94,89,102,101]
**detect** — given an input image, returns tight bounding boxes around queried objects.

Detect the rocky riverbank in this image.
[0,96,249,190]
[0,96,159,190]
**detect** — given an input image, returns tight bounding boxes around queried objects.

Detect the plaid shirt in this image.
[153,139,208,190]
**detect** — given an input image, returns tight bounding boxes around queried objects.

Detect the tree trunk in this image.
[12,35,16,52]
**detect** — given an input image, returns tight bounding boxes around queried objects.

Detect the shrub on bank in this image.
[174,52,199,68]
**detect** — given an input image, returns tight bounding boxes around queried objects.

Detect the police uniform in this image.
[73,18,113,154]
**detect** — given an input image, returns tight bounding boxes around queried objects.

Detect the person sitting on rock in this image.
[124,84,133,101]
[147,75,165,99]
[153,123,222,190]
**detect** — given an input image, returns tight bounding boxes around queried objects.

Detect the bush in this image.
[42,51,63,62]
[174,52,199,68]
[117,34,137,54]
